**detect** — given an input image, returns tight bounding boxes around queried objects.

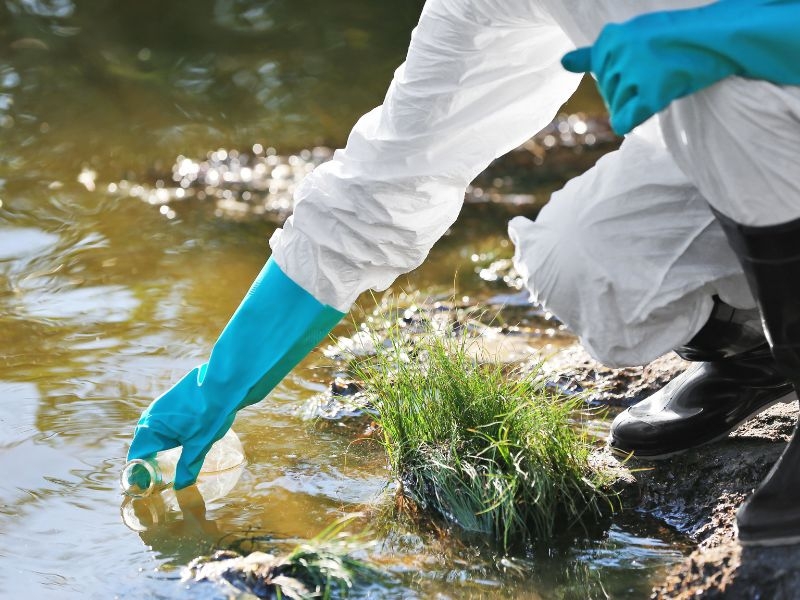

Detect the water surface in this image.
[0,2,685,598]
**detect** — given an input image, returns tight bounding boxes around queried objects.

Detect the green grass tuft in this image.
[188,517,383,599]
[351,316,617,550]
[275,518,380,599]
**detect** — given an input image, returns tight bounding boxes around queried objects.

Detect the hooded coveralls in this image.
[269,0,800,367]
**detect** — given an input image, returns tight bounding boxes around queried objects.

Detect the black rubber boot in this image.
[714,211,800,547]
[609,298,795,459]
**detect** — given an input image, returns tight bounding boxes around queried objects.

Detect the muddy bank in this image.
[576,348,800,599]
[642,402,800,600]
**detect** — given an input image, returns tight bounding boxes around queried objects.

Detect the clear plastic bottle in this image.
[120,428,246,497]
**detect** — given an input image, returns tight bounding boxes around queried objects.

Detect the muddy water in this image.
[0,2,686,598]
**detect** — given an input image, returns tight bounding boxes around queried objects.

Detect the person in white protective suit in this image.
[127,0,800,546]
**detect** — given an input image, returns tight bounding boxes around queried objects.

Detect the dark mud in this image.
[654,542,800,600]
[534,343,690,407]
[574,348,800,599]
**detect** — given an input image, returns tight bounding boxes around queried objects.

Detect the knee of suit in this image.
[508,186,719,368]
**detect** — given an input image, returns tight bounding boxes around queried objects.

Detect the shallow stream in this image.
[0,2,687,598]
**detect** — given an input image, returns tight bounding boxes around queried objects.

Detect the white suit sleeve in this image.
[269,0,581,311]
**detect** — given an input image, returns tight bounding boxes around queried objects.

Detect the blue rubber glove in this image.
[562,0,800,135]
[127,258,345,489]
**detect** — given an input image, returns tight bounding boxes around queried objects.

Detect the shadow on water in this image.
[0,2,684,599]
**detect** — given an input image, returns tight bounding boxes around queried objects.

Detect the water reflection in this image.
[0,0,426,181]
[121,479,246,566]
[7,0,75,20]
[131,497,221,566]
[0,225,58,261]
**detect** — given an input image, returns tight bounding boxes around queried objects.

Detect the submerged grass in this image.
[351,314,617,550]
[188,517,383,599]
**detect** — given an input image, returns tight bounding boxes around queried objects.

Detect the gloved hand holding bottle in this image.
[561,0,800,135]
[124,0,582,492]
[127,258,344,490]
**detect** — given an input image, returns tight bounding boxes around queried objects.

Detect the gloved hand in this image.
[127,257,345,489]
[562,0,800,135]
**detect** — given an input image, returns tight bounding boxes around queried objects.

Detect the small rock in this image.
[330,377,363,397]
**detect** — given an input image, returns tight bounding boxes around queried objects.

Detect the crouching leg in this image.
[662,77,800,546]
[510,119,792,462]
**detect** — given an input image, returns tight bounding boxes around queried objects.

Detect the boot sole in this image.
[737,529,800,547]
[608,390,798,461]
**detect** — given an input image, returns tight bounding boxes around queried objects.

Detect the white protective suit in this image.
[270,0,800,367]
